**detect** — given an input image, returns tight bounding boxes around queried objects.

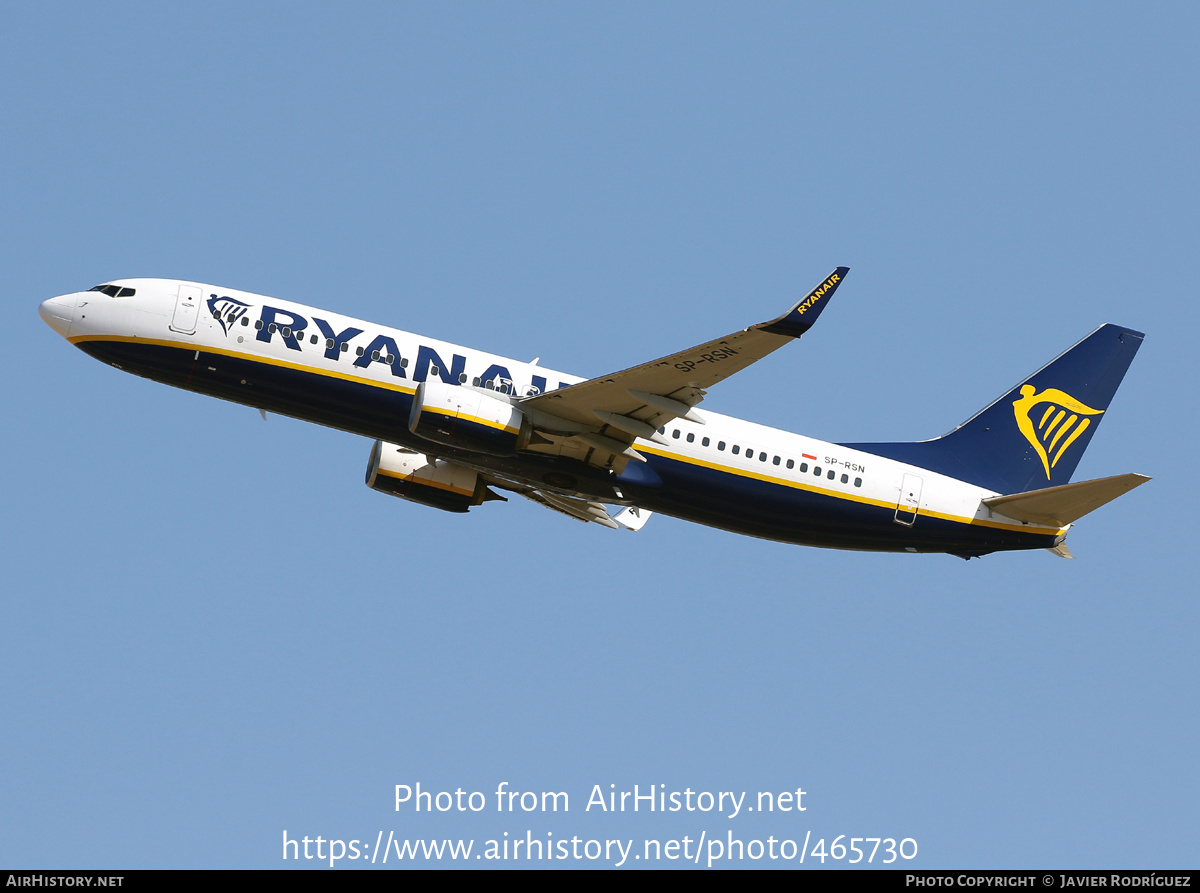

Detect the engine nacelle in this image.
[408,377,528,456]
[365,441,498,513]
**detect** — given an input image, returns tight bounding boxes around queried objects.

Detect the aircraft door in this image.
[170,284,202,335]
[894,473,923,526]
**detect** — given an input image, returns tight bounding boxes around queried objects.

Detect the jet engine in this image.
[365,441,503,513]
[407,377,530,456]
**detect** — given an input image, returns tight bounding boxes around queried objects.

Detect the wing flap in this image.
[485,477,621,528]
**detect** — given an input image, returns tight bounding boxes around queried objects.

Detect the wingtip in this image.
[758,266,848,338]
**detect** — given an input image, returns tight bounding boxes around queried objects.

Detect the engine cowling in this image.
[408,377,529,456]
[365,441,499,513]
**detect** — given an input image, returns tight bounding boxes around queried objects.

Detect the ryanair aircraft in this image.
[38,269,1148,558]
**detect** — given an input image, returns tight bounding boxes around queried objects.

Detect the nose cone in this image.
[39,293,78,338]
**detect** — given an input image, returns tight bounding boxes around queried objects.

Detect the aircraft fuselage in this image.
[39,277,1125,557]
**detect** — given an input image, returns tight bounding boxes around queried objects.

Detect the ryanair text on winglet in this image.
[796,272,840,315]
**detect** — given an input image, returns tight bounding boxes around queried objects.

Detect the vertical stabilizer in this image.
[844,324,1144,494]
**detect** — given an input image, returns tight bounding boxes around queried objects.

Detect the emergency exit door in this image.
[170,284,202,335]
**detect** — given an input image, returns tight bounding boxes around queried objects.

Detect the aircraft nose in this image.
[38,293,78,338]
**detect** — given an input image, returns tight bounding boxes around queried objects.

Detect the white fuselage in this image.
[39,278,1064,555]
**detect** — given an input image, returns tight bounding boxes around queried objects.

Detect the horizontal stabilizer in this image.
[983,473,1150,527]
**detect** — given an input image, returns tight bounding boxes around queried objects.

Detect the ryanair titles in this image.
[796,271,840,316]
[209,296,570,394]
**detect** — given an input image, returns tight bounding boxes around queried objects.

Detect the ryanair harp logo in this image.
[1012,385,1104,480]
[207,295,251,336]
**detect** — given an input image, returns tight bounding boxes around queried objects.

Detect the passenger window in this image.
[473,377,481,386]
[854,477,862,488]
[310,334,318,344]
[282,326,291,337]
[241,318,249,326]
[800,462,808,472]
[827,469,835,480]
[718,441,726,451]
[356,346,365,356]
[840,473,848,483]
[746,449,754,459]
[658,427,666,434]
[371,350,380,361]
[672,430,680,439]
[702,437,710,447]
[813,466,821,476]
[786,459,794,469]
[732,445,740,455]
[686,433,694,443]
[341,343,349,352]
[255,320,264,330]
[773,456,780,465]
[458,373,468,383]
[760,453,768,462]
[400,358,409,368]
[269,323,277,333]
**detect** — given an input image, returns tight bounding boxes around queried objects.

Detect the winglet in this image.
[758,266,849,338]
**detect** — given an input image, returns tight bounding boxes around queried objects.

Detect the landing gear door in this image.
[894,473,923,526]
[170,284,202,335]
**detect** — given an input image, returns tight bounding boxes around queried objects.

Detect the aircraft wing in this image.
[518,267,847,467]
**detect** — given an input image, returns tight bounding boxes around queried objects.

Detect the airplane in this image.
[37,268,1148,559]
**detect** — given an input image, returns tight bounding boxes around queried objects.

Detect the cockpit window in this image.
[88,284,136,297]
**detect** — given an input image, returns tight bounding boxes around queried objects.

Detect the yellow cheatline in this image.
[376,468,474,496]
[70,334,419,395]
[73,338,1062,536]
[636,446,1061,535]
[422,406,519,435]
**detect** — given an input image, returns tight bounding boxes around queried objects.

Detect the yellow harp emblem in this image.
[1012,385,1104,480]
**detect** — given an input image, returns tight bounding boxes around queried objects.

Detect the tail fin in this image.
[843,324,1145,494]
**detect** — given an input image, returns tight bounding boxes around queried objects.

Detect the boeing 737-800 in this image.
[37,268,1148,558]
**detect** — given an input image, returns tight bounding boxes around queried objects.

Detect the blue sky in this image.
[2,3,1196,869]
